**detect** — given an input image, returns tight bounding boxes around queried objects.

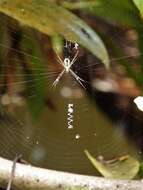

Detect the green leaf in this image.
[85,150,140,179]
[138,162,143,178]
[63,0,141,27]
[91,0,141,27]
[0,0,109,68]
[133,0,143,17]
[51,34,64,55]
[21,31,46,119]
[62,1,100,10]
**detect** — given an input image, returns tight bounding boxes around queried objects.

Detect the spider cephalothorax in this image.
[53,42,85,88]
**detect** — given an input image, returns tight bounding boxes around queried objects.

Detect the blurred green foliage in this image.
[133,0,143,17]
[21,30,46,119]
[0,0,109,67]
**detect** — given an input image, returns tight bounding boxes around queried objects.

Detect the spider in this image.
[53,50,85,88]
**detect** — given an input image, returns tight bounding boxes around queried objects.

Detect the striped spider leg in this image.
[52,68,66,87]
[53,51,85,88]
[69,69,85,89]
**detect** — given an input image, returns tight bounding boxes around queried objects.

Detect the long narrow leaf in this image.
[62,0,141,27]
[21,30,46,119]
[0,0,109,68]
[133,0,143,17]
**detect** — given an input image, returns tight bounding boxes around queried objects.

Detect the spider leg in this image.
[52,69,65,87]
[69,69,86,89]
[70,69,84,81]
[69,50,79,68]
[55,52,65,67]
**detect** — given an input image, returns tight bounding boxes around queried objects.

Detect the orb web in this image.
[0,15,141,176]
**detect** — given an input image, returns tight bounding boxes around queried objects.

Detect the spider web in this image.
[0,15,141,176]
